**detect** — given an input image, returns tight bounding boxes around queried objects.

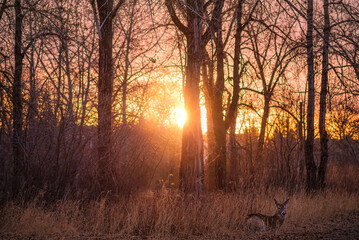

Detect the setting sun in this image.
[174,107,186,128]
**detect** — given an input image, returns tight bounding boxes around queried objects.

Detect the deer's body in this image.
[247,199,289,232]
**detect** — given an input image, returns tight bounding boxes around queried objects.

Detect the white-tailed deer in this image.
[247,198,289,232]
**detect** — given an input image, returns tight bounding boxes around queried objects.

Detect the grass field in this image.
[1,189,358,239]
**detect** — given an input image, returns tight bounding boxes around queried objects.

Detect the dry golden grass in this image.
[1,189,358,239]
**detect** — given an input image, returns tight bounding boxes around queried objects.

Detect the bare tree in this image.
[12,0,25,196]
[305,0,317,192]
[228,0,246,189]
[91,0,124,192]
[245,3,297,161]
[318,0,330,190]
[165,0,225,193]
[203,0,256,190]
[165,0,205,193]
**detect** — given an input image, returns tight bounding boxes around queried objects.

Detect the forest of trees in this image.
[1,0,359,202]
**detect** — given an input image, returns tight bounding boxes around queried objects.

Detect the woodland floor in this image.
[1,212,359,240]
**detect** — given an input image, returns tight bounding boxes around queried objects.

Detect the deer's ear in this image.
[284,199,289,207]
[274,198,279,205]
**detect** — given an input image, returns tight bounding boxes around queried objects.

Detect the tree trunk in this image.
[212,14,226,190]
[165,0,205,194]
[12,0,25,196]
[166,0,226,193]
[204,0,242,190]
[298,101,305,185]
[179,1,204,193]
[180,51,204,193]
[228,108,238,190]
[257,95,270,161]
[227,0,244,189]
[97,0,115,192]
[28,32,37,134]
[318,0,330,190]
[202,55,216,189]
[305,0,317,192]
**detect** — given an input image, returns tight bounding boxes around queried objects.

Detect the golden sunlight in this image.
[172,106,208,133]
[174,107,186,128]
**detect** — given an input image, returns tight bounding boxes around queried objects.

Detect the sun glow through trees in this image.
[174,107,186,128]
[172,106,208,133]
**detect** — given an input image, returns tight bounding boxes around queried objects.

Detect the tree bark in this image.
[227,1,244,189]
[12,0,25,196]
[166,0,227,193]
[203,0,243,190]
[318,0,330,190]
[212,13,226,190]
[305,0,317,192]
[96,0,115,192]
[202,54,216,189]
[179,0,204,193]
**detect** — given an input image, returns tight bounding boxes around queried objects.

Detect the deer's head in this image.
[274,198,289,219]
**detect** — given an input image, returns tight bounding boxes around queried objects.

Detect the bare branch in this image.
[89,0,101,37]
[202,0,224,45]
[110,0,125,19]
[241,0,259,30]
[22,32,59,57]
[165,0,189,36]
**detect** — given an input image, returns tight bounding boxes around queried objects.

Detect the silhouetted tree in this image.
[203,0,256,190]
[166,0,224,193]
[165,0,206,193]
[318,0,330,190]
[12,0,26,196]
[305,0,317,192]
[91,0,124,192]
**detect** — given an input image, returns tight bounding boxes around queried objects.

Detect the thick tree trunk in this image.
[227,1,244,189]
[180,42,204,193]
[318,0,330,190]
[305,0,317,192]
[97,0,115,192]
[179,0,204,193]
[166,0,227,193]
[12,0,25,196]
[225,0,243,130]
[212,15,226,190]
[205,0,242,190]
[202,56,216,189]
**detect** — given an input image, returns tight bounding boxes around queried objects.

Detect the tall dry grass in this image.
[1,189,358,239]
